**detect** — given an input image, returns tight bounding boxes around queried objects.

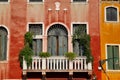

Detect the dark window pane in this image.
[29,0,43,2]
[0,27,7,61]
[73,0,86,2]
[73,24,87,35]
[0,0,8,2]
[106,7,117,21]
[29,24,43,35]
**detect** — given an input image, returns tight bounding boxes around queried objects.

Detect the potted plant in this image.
[64,52,76,60]
[19,32,34,68]
[39,52,51,58]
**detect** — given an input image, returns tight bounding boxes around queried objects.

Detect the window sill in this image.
[0,61,8,63]
[106,70,120,72]
[105,21,119,23]
[0,2,9,4]
[27,2,44,4]
[71,2,88,4]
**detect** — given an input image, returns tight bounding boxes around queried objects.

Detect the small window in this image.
[0,0,8,2]
[29,0,43,2]
[107,45,120,70]
[73,0,86,2]
[29,24,43,35]
[73,24,87,35]
[29,23,43,56]
[106,7,118,21]
[72,24,87,56]
[0,27,8,61]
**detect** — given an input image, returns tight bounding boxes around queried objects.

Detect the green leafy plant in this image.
[64,52,76,60]
[39,52,51,58]
[19,32,34,68]
[24,31,33,47]
[19,45,33,67]
[72,28,93,63]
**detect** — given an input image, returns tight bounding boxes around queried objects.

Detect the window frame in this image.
[27,0,44,4]
[71,22,89,55]
[0,0,10,3]
[71,22,89,35]
[106,44,120,71]
[28,22,44,38]
[71,0,88,3]
[0,25,9,63]
[105,6,119,22]
[27,22,44,56]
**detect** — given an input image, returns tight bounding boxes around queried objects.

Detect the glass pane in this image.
[73,0,86,2]
[113,46,120,70]
[0,27,7,61]
[73,41,79,56]
[29,0,43,2]
[0,0,8,2]
[29,24,42,35]
[106,7,117,21]
[107,45,114,69]
[73,24,86,35]
[33,39,42,56]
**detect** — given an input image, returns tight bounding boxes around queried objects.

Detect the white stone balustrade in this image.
[23,56,92,72]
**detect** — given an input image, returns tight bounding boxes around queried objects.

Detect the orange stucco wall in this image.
[100,2,120,80]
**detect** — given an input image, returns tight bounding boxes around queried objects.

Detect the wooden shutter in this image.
[107,45,113,69]
[48,36,57,56]
[33,39,42,56]
[59,36,67,56]
[113,46,119,70]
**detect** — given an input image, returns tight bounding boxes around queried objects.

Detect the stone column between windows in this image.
[43,36,47,52]
[68,35,73,52]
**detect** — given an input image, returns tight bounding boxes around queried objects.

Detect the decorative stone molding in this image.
[55,2,60,10]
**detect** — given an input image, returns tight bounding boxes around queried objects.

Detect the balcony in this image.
[22,56,92,79]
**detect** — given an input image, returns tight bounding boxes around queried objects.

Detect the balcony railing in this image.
[23,56,92,73]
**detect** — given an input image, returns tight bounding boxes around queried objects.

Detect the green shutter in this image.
[107,45,113,70]
[113,46,119,70]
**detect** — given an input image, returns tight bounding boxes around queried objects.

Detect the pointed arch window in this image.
[106,7,118,22]
[0,27,8,61]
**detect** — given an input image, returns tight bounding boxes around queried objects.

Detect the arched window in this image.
[47,24,68,56]
[0,27,8,61]
[106,7,118,21]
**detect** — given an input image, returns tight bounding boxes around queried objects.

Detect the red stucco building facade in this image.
[0,0,100,80]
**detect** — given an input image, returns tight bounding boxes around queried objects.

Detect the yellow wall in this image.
[100,2,120,80]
